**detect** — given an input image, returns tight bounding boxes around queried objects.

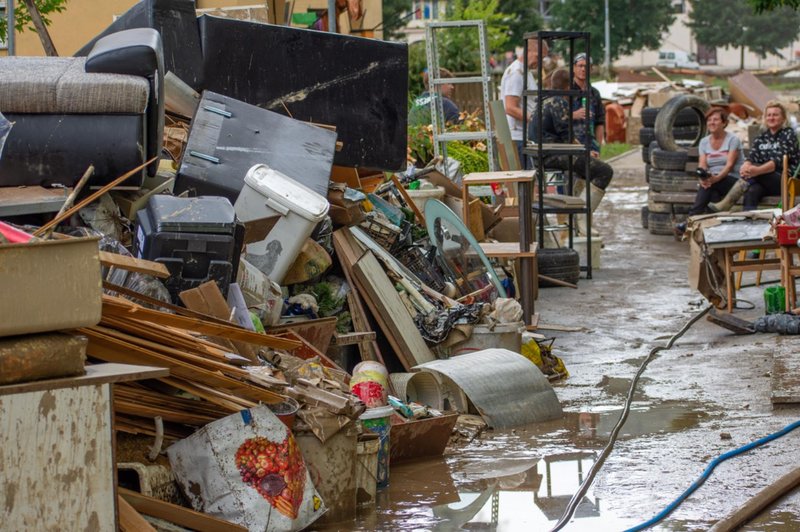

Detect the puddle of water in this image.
[322,402,710,531]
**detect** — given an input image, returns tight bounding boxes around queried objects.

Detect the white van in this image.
[656,50,700,69]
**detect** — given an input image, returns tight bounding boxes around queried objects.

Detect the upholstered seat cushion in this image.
[0,57,148,114]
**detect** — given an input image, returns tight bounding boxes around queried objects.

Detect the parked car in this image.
[656,50,700,70]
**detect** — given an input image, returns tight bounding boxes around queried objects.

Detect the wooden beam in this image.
[119,488,247,532]
[99,251,170,278]
[118,495,156,532]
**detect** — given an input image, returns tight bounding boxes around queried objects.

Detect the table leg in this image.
[726,250,735,312]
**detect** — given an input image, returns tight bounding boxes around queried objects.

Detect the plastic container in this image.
[266,397,300,429]
[134,195,238,303]
[355,435,380,506]
[450,321,524,356]
[234,164,329,284]
[764,286,786,314]
[388,372,444,409]
[359,405,394,488]
[405,186,445,214]
[350,361,390,408]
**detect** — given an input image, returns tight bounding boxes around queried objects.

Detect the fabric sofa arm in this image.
[86,28,164,177]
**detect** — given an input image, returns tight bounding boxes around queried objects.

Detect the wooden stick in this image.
[119,488,247,532]
[539,273,578,289]
[34,158,155,237]
[118,495,157,532]
[43,165,93,238]
[709,467,800,532]
[99,251,170,278]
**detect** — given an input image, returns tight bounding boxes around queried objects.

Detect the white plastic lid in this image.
[358,405,395,420]
[244,164,329,222]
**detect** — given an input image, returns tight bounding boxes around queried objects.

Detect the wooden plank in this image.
[0,186,71,216]
[462,170,535,185]
[267,316,337,354]
[489,99,521,175]
[0,363,168,396]
[119,495,157,532]
[332,229,384,363]
[352,251,435,369]
[102,295,301,351]
[771,336,800,405]
[98,251,170,278]
[120,488,248,532]
[1,383,115,529]
[709,467,800,532]
[478,242,538,258]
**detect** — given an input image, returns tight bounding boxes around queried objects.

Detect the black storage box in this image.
[174,91,336,203]
[134,195,238,303]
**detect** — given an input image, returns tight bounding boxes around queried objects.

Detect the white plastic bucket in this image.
[234,164,329,284]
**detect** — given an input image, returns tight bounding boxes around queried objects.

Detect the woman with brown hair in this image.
[709,100,800,212]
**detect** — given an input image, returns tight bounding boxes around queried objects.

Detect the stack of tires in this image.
[638,95,709,235]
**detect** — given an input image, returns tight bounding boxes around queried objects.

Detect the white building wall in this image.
[615,3,799,69]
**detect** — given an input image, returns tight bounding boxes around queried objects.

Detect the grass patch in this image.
[600,142,632,161]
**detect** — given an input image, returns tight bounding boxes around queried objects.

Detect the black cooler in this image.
[134,195,238,303]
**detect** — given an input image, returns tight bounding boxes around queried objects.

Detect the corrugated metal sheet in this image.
[415,349,563,429]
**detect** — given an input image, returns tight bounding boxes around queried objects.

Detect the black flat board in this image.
[76,0,203,90]
[198,15,408,170]
[175,91,337,202]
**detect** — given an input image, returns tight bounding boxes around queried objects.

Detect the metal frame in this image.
[522,31,594,278]
[424,19,496,177]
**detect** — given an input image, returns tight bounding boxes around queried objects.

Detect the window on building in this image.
[671,0,686,13]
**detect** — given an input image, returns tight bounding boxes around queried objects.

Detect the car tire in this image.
[538,248,581,287]
[649,168,699,193]
[648,211,674,235]
[651,148,689,171]
[641,107,702,128]
[655,95,709,152]
[641,206,649,229]
[639,126,656,147]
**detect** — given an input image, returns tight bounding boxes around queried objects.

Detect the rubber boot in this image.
[709,179,749,212]
[574,182,604,237]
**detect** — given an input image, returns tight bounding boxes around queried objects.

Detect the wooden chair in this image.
[736,155,791,290]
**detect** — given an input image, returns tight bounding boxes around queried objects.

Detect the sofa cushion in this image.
[0,57,148,114]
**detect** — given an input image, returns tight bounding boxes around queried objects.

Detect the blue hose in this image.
[625,419,800,532]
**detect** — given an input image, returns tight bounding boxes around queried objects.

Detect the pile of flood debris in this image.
[0,1,572,530]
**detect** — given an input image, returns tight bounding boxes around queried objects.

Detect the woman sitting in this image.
[709,100,800,212]
[674,107,744,236]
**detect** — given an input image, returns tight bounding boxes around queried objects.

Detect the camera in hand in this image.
[695,167,710,180]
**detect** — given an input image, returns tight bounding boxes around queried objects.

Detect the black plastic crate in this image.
[134,195,238,303]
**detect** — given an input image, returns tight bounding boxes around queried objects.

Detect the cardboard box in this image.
[0,237,102,337]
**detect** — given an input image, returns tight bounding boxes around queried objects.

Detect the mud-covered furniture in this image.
[0,28,164,189]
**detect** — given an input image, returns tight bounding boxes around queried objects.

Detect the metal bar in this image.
[430,76,488,85]
[327,0,336,32]
[6,0,14,56]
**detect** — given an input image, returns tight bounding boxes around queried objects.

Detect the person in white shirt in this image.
[501,39,548,169]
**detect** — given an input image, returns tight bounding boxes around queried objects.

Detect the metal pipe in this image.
[604,0,610,77]
[327,0,336,32]
[6,0,15,56]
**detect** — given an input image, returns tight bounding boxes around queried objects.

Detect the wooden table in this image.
[780,245,800,310]
[702,219,780,312]
[0,363,168,530]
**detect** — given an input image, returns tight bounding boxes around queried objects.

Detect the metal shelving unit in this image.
[522,31,594,278]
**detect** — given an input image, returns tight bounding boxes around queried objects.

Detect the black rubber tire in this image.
[651,148,689,171]
[647,198,673,214]
[649,168,699,193]
[641,106,703,128]
[645,163,652,183]
[538,248,580,287]
[641,206,649,229]
[654,95,709,152]
[639,126,656,146]
[641,145,650,164]
[648,211,674,235]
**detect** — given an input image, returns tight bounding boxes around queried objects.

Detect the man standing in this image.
[571,53,605,153]
[501,39,548,169]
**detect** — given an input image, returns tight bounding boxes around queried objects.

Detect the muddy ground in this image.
[329,149,800,531]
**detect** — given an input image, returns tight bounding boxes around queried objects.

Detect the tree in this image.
[748,0,800,12]
[497,0,543,50]
[0,0,68,44]
[548,0,675,65]
[688,0,800,69]
[381,0,414,40]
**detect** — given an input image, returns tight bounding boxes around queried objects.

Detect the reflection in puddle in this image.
[327,403,710,530]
